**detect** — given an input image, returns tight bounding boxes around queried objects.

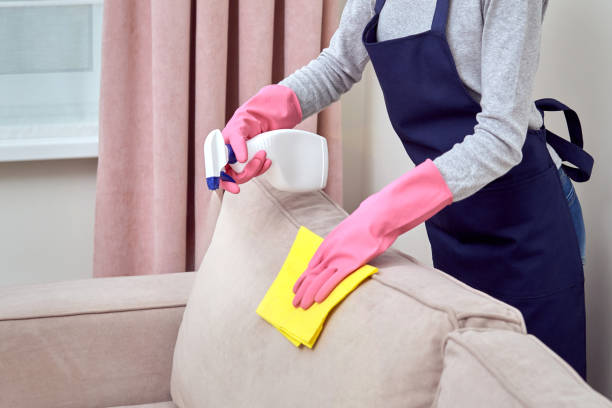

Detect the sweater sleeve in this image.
[433,0,546,202]
[279,0,375,119]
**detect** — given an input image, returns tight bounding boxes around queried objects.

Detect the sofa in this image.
[1,178,610,408]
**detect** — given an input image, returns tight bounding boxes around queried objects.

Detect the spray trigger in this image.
[220,170,236,183]
[226,144,237,164]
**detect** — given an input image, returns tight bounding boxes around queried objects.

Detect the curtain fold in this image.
[94,0,342,277]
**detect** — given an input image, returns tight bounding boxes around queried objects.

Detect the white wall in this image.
[0,159,97,286]
[536,1,612,396]
[342,0,612,397]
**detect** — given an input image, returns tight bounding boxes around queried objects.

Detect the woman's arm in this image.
[433,0,547,202]
[279,0,375,119]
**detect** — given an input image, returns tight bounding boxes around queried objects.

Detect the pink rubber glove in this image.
[220,84,302,193]
[292,159,453,309]
[219,150,272,194]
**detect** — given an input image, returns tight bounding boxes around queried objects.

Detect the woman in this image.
[220,0,593,377]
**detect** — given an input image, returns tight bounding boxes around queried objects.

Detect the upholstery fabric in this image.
[170,179,525,407]
[0,273,194,320]
[434,329,612,407]
[0,273,194,408]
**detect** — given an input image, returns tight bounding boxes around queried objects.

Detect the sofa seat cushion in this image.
[171,179,526,408]
[434,329,612,407]
[0,273,194,408]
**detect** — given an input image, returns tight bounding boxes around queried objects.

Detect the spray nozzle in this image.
[204,129,238,190]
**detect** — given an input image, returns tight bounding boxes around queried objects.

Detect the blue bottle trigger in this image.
[205,171,235,191]
[226,143,237,164]
[220,171,235,183]
[223,144,237,183]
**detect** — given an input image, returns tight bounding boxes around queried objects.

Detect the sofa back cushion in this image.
[170,179,525,408]
[434,329,612,407]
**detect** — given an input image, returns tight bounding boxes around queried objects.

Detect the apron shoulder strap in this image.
[536,98,594,182]
[431,0,450,35]
[374,0,386,14]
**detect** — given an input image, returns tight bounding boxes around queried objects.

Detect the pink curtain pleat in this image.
[192,1,231,269]
[94,0,342,277]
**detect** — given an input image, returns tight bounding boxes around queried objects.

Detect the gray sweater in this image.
[280,0,560,202]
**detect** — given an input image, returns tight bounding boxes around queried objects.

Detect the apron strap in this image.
[535,98,594,182]
[431,0,450,34]
[374,0,386,14]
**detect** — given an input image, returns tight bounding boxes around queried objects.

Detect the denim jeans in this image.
[558,167,586,265]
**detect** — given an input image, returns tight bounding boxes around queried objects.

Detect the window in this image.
[0,0,103,161]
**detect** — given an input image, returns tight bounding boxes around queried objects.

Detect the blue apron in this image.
[362,0,594,378]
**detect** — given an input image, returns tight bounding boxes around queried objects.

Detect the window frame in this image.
[0,0,104,162]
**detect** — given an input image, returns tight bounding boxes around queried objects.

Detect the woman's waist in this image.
[480,128,556,191]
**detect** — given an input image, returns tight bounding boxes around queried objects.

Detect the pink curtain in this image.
[94,0,342,277]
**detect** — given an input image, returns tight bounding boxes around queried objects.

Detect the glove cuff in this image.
[363,158,453,237]
[224,84,302,140]
[268,84,303,126]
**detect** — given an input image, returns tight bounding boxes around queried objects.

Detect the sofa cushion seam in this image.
[388,248,512,305]
[372,276,460,330]
[383,248,526,329]
[0,304,186,322]
[446,332,605,405]
[373,275,524,332]
[446,336,531,407]
[316,188,349,217]
[454,312,525,332]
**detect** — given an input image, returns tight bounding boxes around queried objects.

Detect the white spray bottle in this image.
[204,129,328,192]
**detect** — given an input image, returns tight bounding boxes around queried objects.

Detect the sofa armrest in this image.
[0,272,195,408]
[434,328,612,407]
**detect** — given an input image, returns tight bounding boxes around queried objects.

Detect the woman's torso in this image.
[375,0,561,166]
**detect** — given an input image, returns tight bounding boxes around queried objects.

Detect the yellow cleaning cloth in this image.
[256,226,378,348]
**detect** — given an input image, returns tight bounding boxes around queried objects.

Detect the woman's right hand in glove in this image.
[219,150,272,194]
[219,84,302,193]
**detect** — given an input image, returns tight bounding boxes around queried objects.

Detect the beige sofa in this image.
[1,179,610,408]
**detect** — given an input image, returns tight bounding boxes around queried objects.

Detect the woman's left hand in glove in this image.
[292,159,454,309]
